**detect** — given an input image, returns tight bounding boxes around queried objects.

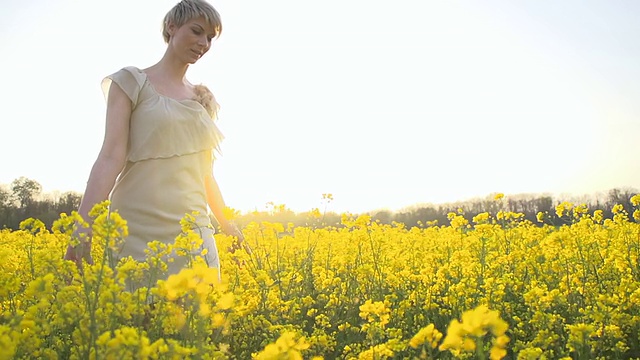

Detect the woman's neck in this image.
[149,52,190,83]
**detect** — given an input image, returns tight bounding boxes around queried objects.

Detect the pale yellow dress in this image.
[101,66,224,280]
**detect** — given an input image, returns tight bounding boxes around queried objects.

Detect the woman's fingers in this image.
[63,243,93,273]
[243,243,253,255]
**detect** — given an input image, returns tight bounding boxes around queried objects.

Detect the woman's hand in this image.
[223,222,252,254]
[222,222,242,240]
[64,226,94,272]
[64,242,94,272]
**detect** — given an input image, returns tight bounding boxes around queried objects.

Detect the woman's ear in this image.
[167,22,177,38]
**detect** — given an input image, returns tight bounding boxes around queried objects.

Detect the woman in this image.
[64,0,245,280]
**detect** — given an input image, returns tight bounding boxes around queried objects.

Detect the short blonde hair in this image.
[162,0,222,43]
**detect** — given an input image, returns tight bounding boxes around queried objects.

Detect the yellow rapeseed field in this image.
[2,195,640,359]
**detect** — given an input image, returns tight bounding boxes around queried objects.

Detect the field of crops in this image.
[2,195,640,359]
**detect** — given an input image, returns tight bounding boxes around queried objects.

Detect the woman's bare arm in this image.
[65,81,131,267]
[76,82,132,221]
[205,164,233,232]
[204,161,247,243]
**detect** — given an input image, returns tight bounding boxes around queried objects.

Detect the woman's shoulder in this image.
[123,66,147,80]
[101,66,147,105]
[120,65,144,74]
[106,66,147,85]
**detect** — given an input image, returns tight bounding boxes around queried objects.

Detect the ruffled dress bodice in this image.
[102,66,224,162]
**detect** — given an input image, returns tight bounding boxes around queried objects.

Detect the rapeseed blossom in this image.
[439,305,509,359]
[409,323,443,349]
[2,198,640,358]
[359,300,391,328]
[254,331,311,360]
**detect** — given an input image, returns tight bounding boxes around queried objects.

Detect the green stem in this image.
[475,337,486,360]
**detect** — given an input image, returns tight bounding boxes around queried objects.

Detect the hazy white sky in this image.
[1,0,639,213]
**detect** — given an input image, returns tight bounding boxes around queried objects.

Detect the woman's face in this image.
[168,16,216,64]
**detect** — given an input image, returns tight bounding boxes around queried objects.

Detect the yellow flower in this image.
[309,208,322,219]
[358,343,394,359]
[409,324,443,349]
[217,292,234,310]
[593,209,604,223]
[612,203,624,214]
[212,313,226,328]
[359,300,391,327]
[517,347,544,360]
[566,323,595,352]
[254,332,310,360]
[199,303,211,316]
[5,188,640,359]
[555,201,573,218]
[355,214,371,228]
[450,214,469,229]
[440,305,509,359]
[473,212,490,224]
[0,325,17,360]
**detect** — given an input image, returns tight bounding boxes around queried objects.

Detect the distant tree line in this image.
[1,176,638,231]
[0,177,82,230]
[370,187,639,229]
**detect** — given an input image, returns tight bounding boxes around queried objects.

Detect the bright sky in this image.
[1,0,639,214]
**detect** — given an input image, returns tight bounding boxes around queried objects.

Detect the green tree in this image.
[0,186,16,228]
[11,176,42,209]
[56,191,82,215]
